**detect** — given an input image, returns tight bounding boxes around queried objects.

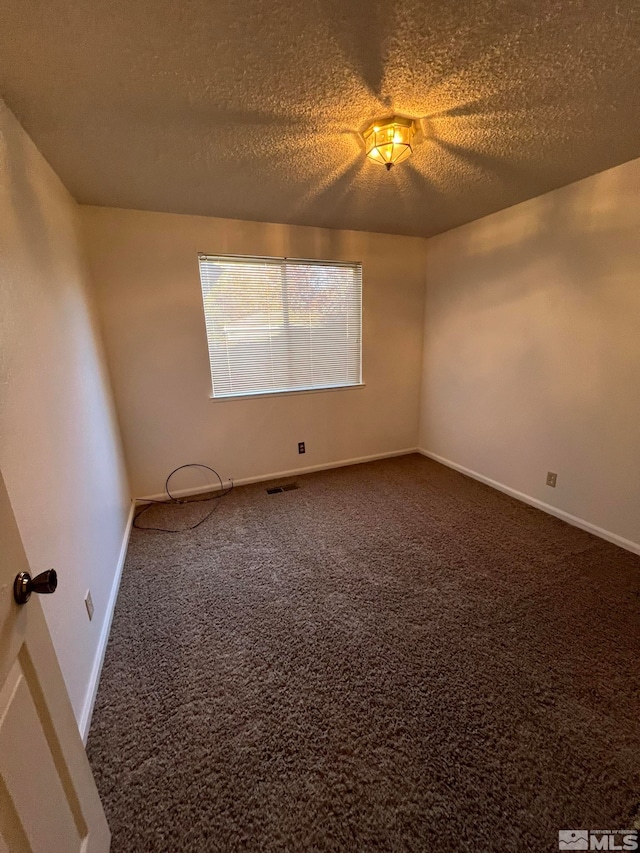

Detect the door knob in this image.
[13,570,58,605]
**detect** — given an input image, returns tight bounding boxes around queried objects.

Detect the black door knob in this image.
[14,569,58,605]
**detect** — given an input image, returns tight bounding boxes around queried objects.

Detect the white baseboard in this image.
[417,449,640,557]
[79,500,135,743]
[137,448,419,503]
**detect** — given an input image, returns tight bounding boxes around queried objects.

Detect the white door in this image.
[0,468,110,852]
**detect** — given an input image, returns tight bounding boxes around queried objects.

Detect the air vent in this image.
[266,483,299,495]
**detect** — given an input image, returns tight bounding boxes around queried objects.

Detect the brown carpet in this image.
[87,454,640,852]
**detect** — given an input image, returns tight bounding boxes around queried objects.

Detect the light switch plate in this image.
[85,590,94,621]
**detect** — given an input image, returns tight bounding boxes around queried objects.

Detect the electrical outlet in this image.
[85,590,94,621]
[546,472,557,488]
[298,441,305,454]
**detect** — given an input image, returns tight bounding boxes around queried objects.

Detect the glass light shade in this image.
[362,116,417,170]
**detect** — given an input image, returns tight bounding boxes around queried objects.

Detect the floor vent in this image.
[266,483,299,495]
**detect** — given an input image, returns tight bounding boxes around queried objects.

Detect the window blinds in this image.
[198,254,362,399]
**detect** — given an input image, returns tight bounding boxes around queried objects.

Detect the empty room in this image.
[1,0,639,851]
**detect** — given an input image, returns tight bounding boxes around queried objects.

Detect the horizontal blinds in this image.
[198,255,362,399]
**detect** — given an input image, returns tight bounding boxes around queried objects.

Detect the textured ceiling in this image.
[1,0,639,237]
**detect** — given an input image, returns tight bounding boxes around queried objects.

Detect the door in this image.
[0,468,110,852]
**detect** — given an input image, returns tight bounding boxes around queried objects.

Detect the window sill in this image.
[209,383,366,402]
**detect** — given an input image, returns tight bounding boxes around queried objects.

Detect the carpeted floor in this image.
[87,454,640,852]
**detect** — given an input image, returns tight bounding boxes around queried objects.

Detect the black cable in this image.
[133,464,233,533]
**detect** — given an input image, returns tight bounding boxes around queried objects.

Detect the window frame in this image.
[198,253,364,401]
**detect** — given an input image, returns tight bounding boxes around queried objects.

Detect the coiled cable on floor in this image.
[133,464,233,533]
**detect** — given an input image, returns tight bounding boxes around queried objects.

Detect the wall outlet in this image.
[546,472,557,488]
[298,441,305,454]
[85,590,94,621]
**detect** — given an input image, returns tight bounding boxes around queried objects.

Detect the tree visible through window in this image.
[198,255,362,399]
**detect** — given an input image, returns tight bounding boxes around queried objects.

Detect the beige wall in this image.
[81,207,427,498]
[0,101,131,729]
[419,157,640,551]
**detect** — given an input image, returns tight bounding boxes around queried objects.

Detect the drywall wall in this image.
[0,100,131,728]
[81,207,427,498]
[419,157,640,551]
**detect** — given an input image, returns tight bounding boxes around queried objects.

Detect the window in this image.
[198,254,362,399]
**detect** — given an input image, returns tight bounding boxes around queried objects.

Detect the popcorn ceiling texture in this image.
[1,0,639,237]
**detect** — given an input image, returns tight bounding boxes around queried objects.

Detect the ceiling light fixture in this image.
[362,115,418,171]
